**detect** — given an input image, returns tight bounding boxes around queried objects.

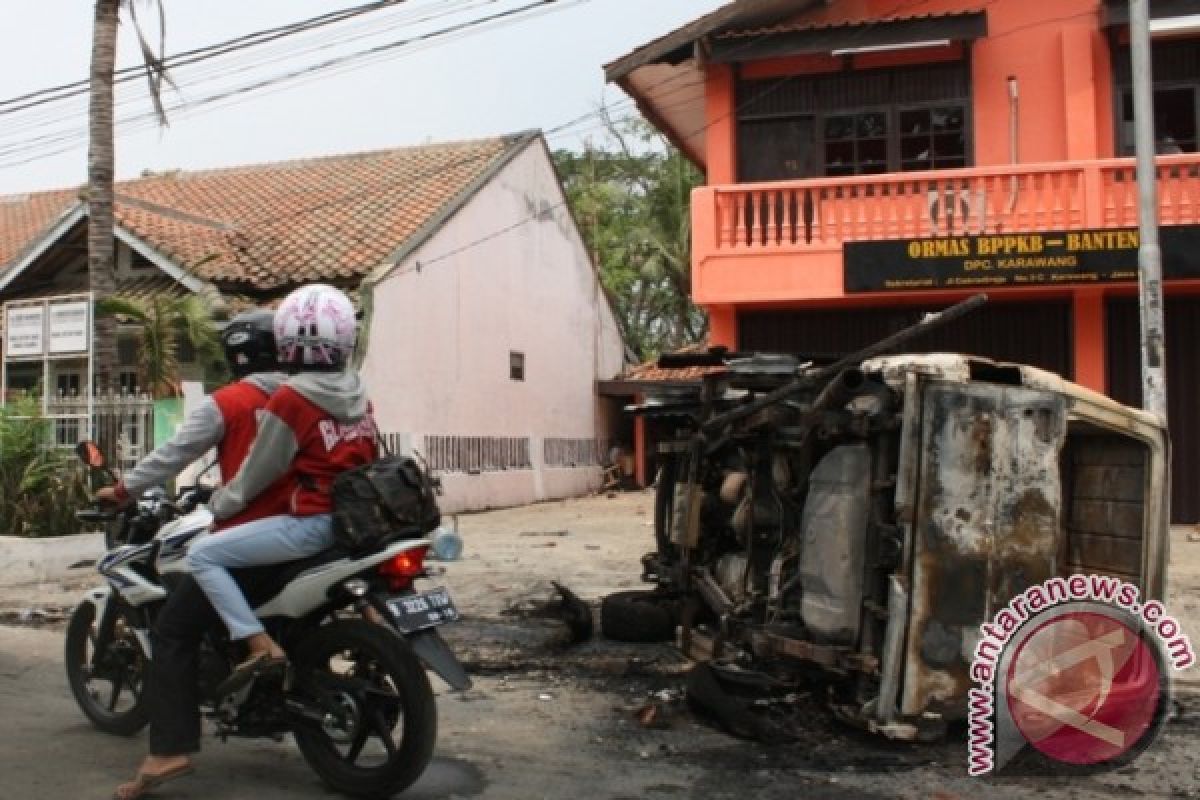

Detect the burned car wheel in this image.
[600,590,677,642]
[653,456,681,560]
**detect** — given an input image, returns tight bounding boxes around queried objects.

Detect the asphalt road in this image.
[4,493,1199,800]
[0,624,494,800]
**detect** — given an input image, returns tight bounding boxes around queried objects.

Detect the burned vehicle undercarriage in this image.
[626,295,1170,741]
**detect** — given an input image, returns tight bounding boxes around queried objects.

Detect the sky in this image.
[0,0,726,194]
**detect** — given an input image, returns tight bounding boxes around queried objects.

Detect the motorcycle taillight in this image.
[378,545,428,591]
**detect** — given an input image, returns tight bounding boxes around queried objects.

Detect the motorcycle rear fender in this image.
[406,629,472,691]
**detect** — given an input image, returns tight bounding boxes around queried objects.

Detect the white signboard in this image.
[48,300,89,354]
[5,305,44,357]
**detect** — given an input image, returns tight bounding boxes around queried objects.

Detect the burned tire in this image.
[600,590,676,643]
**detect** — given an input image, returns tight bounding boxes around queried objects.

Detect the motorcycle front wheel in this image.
[291,619,437,798]
[64,601,150,736]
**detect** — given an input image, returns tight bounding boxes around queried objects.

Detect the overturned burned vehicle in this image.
[625,296,1170,740]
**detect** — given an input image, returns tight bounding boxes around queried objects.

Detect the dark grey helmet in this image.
[220,309,277,378]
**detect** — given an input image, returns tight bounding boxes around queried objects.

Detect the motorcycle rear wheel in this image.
[64,601,150,736]
[291,619,436,798]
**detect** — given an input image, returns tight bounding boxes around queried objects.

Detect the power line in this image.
[0,0,493,140]
[0,0,414,113]
[0,0,587,168]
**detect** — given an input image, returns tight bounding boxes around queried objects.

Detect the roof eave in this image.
[615,73,707,170]
[0,203,87,294]
[604,0,824,83]
[365,130,542,286]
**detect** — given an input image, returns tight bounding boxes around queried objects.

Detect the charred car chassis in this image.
[633,295,1170,740]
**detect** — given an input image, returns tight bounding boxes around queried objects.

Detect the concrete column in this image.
[707,304,738,349]
[704,64,737,185]
[634,396,647,488]
[1060,24,1101,160]
[1073,290,1107,393]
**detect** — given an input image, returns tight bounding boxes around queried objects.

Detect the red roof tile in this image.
[624,343,727,383]
[624,363,727,382]
[0,189,79,269]
[1,134,532,292]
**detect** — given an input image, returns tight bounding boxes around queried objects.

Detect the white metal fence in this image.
[42,390,155,470]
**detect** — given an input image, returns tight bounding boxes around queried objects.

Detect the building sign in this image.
[48,300,89,354]
[844,225,1200,293]
[5,305,44,357]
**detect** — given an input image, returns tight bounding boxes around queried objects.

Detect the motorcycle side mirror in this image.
[75,440,107,469]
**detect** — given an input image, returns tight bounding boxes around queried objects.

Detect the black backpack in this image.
[330,444,441,554]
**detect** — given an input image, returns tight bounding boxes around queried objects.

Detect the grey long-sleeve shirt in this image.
[120,373,286,496]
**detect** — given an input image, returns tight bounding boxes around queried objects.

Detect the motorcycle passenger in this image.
[187,283,377,687]
[111,310,287,800]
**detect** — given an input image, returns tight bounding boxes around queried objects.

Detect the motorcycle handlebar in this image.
[76,508,117,523]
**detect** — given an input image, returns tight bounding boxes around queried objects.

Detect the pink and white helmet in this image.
[273,284,358,370]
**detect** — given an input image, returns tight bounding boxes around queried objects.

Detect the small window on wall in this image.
[1120,87,1197,155]
[900,106,967,170]
[509,351,525,382]
[118,370,139,395]
[117,335,138,367]
[823,111,889,176]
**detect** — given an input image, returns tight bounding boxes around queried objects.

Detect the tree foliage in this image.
[0,398,91,537]
[554,117,705,360]
[96,294,223,397]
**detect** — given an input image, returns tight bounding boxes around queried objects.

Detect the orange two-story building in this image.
[608,0,1200,520]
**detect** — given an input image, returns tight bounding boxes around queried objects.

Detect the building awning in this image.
[606,2,987,173]
[1104,0,1200,29]
[710,11,988,62]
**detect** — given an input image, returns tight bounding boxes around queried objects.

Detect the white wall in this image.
[362,139,625,513]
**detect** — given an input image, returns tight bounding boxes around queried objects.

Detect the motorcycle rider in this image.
[109,309,287,800]
[96,309,286,525]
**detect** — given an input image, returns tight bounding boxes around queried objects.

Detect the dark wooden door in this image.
[1107,297,1200,522]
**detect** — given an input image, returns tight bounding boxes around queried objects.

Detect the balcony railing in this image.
[695,154,1200,253]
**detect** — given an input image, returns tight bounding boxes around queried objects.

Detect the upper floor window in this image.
[737,61,971,182]
[1119,87,1197,155]
[1114,39,1200,155]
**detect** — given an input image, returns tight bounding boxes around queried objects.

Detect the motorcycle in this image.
[65,440,470,797]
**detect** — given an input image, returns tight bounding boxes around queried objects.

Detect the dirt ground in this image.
[2,489,1199,799]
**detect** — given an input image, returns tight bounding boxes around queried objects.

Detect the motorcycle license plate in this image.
[387,587,459,633]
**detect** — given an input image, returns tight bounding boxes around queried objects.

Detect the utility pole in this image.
[1129,0,1168,423]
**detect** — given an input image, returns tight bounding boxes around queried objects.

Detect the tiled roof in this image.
[1,133,534,292]
[624,363,727,382]
[0,189,78,269]
[624,344,727,383]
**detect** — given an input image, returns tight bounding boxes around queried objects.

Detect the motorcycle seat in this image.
[232,545,352,608]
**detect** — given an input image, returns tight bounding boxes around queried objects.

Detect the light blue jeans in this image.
[188,514,334,641]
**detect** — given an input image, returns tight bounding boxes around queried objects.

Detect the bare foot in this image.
[243,632,286,661]
[113,755,194,800]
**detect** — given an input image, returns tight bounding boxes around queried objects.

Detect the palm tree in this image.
[88,0,120,390]
[96,295,222,398]
[88,0,171,391]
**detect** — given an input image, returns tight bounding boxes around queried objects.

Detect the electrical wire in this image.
[0,0,587,168]
[3,0,1047,277]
